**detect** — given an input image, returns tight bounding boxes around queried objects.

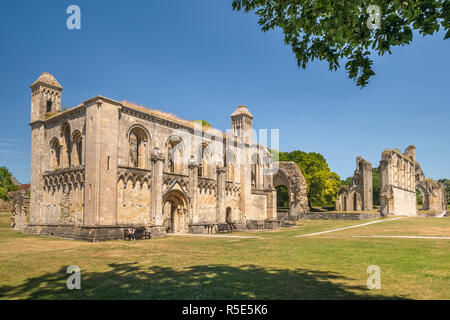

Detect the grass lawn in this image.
[0,211,449,300]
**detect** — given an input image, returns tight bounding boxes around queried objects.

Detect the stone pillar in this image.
[29,121,44,225]
[151,147,165,236]
[266,188,277,220]
[216,165,227,223]
[188,156,198,225]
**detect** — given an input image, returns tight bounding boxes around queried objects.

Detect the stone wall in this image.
[380,145,447,216]
[380,146,417,216]
[8,189,30,231]
[335,156,373,211]
[26,72,282,241]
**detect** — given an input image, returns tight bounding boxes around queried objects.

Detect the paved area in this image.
[294,217,404,237]
[167,233,264,239]
[352,235,450,240]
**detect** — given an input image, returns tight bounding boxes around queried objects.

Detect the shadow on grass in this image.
[0,263,405,300]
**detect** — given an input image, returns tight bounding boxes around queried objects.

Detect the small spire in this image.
[31,72,62,89]
[231,105,253,119]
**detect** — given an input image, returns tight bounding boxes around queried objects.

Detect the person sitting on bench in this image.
[128,226,136,240]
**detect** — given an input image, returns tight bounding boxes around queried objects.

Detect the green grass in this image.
[0,211,449,300]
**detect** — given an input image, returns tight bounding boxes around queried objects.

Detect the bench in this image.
[124,227,151,240]
[217,223,232,233]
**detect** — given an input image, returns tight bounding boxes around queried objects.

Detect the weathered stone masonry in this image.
[380,145,446,217]
[24,72,308,241]
[335,157,373,211]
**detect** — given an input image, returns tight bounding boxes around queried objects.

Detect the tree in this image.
[438,178,450,204]
[232,0,449,87]
[278,150,340,207]
[0,166,19,201]
[372,167,381,206]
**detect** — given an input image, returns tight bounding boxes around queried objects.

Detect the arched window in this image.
[72,131,82,166]
[61,122,72,168]
[251,153,260,188]
[224,149,235,182]
[46,100,52,113]
[128,127,148,169]
[197,143,211,178]
[167,136,183,174]
[50,138,61,169]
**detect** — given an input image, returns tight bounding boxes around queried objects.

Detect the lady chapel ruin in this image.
[15,73,446,241]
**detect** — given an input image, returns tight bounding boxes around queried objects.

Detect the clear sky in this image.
[0,0,449,184]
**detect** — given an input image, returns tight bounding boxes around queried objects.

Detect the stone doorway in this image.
[226,207,232,224]
[162,190,188,234]
[273,162,309,220]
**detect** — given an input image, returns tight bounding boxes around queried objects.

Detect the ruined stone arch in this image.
[273,161,309,219]
[416,179,447,211]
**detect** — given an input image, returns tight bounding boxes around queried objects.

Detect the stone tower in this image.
[29,72,63,225]
[30,72,62,122]
[231,105,253,144]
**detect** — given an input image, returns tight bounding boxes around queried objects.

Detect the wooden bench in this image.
[217,223,232,233]
[124,227,151,240]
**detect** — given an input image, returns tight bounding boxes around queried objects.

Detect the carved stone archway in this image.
[162,189,189,234]
[273,161,309,220]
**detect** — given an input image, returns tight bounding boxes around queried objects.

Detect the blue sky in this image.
[0,0,449,184]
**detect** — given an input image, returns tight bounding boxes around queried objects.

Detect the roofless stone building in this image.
[380,145,447,217]
[25,72,308,241]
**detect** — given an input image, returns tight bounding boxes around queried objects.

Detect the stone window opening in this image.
[61,123,72,168]
[128,127,148,169]
[50,138,61,169]
[224,150,235,182]
[167,136,183,174]
[251,153,260,188]
[46,100,52,113]
[72,131,82,166]
[197,143,212,178]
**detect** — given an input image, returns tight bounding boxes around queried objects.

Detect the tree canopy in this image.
[0,167,19,201]
[438,178,450,204]
[278,150,340,207]
[232,0,449,87]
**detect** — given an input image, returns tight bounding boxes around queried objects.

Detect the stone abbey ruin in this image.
[10,73,447,241]
[336,146,447,217]
[20,72,310,241]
